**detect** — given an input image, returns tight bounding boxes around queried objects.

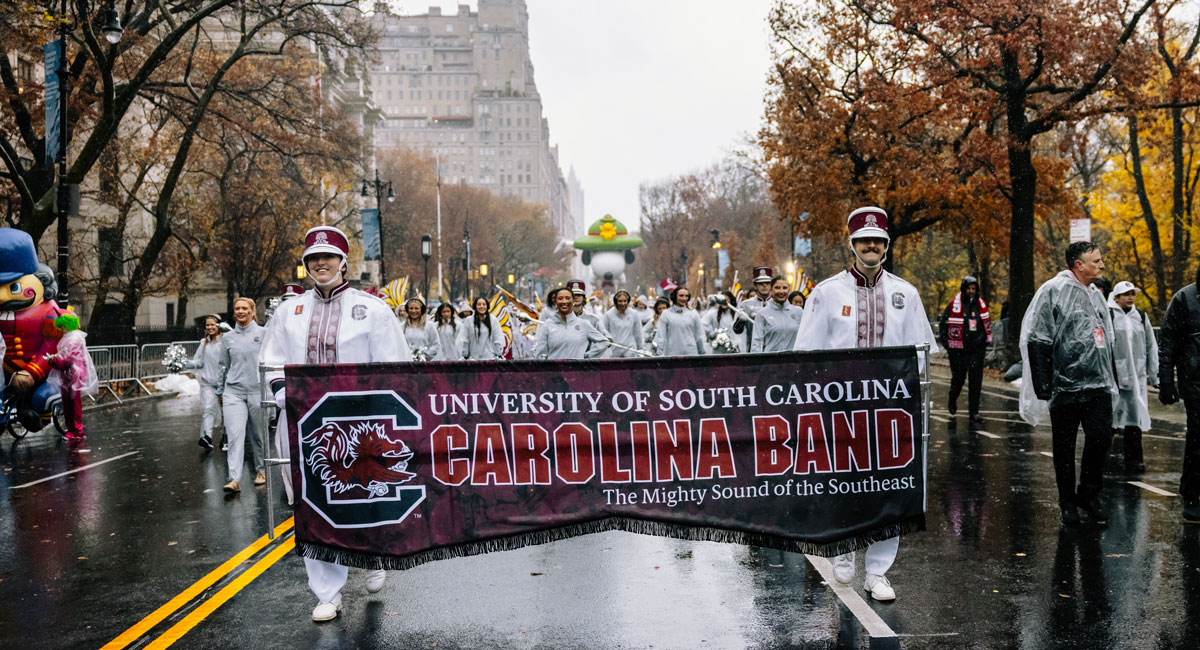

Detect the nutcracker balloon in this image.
[0,228,90,437]
[572,214,643,290]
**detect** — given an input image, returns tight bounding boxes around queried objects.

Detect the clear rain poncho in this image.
[1019,270,1121,425]
[1107,294,1159,431]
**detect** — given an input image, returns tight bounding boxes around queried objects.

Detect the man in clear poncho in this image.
[1107,281,1158,473]
[1019,242,1122,526]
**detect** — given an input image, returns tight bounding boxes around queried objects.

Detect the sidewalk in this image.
[929,353,1188,429]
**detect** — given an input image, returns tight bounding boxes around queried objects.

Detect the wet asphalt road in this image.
[2,375,1199,650]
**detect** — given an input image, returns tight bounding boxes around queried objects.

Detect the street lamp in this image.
[421,234,432,298]
[698,264,706,296]
[51,0,123,307]
[462,224,472,298]
[710,229,721,290]
[296,265,306,280]
[361,169,395,283]
[480,264,489,291]
[507,273,515,285]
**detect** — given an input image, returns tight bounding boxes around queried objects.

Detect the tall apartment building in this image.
[367,0,576,240]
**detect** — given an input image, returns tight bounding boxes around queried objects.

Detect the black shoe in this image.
[198,436,213,451]
[1184,502,1200,524]
[969,415,984,430]
[1077,496,1109,525]
[1060,503,1081,526]
[948,401,958,416]
[16,407,44,432]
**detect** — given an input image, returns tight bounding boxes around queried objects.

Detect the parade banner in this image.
[284,347,926,570]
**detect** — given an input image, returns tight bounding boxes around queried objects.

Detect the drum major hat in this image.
[847,207,890,241]
[302,226,350,262]
[567,279,587,295]
[281,283,304,298]
[752,266,773,284]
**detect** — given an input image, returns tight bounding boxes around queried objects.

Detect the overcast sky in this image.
[387,0,777,232]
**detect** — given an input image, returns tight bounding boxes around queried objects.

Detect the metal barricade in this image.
[86,346,120,402]
[139,341,200,382]
[106,344,149,396]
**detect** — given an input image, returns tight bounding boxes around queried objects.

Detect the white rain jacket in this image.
[654,306,707,356]
[702,307,748,353]
[1019,270,1121,425]
[602,307,645,358]
[533,312,610,359]
[751,300,804,353]
[434,322,462,360]
[1108,296,1159,431]
[403,319,441,360]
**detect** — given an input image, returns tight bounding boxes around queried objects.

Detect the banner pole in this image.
[259,363,290,540]
[918,343,931,513]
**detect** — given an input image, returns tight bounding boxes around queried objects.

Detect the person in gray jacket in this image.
[655,286,707,356]
[751,276,803,353]
[400,298,440,361]
[1019,242,1121,526]
[184,315,226,451]
[602,290,645,357]
[534,288,610,359]
[219,297,267,493]
[1107,281,1158,473]
[460,297,505,360]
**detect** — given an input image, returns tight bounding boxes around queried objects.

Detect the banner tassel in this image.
[294,515,926,571]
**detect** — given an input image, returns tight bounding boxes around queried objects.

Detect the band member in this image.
[533,288,610,360]
[432,303,463,360]
[751,276,803,353]
[569,279,608,336]
[400,298,440,361]
[185,315,226,450]
[703,291,749,353]
[260,225,411,622]
[793,207,936,602]
[461,296,505,360]
[602,290,646,357]
[655,286,707,356]
[219,298,266,492]
[740,266,773,341]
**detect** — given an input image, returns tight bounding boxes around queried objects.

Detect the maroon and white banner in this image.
[284,347,927,569]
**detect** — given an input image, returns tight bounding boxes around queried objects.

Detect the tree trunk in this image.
[1006,134,1038,362]
[1128,113,1168,315]
[1171,105,1188,291]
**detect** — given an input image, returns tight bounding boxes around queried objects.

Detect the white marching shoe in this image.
[864,574,895,601]
[312,592,342,622]
[832,556,855,584]
[365,569,387,594]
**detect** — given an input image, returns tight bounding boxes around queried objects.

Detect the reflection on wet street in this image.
[2,377,1199,649]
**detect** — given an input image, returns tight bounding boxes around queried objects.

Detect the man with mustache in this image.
[792,207,937,602]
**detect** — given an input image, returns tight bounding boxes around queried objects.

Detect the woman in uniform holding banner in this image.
[260,225,411,622]
[602,290,645,357]
[433,303,462,360]
[655,286,707,356]
[534,288,610,360]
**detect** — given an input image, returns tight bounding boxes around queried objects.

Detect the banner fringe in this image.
[295,515,926,571]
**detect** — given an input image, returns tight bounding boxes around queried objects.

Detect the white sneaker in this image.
[311,592,342,622]
[864,574,895,601]
[365,569,386,594]
[832,556,854,584]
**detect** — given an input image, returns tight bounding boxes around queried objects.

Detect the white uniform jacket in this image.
[602,307,645,358]
[702,307,748,353]
[533,312,610,360]
[434,322,462,360]
[459,314,505,360]
[751,300,804,353]
[261,283,411,400]
[793,267,937,356]
[403,319,441,360]
[655,306,707,357]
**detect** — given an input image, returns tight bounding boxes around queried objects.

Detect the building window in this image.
[166,302,175,326]
[98,227,123,276]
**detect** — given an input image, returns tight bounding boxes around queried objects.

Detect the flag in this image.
[382,277,409,309]
[488,292,513,358]
[497,287,540,321]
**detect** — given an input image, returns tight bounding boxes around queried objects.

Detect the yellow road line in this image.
[99,517,294,650]
[144,535,297,649]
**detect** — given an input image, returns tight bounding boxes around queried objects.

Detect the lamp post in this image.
[699,263,706,296]
[361,169,395,283]
[480,263,489,292]
[51,0,123,307]
[462,224,471,299]
[421,234,432,298]
[710,229,721,291]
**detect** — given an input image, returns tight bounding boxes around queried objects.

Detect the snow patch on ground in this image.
[155,374,200,396]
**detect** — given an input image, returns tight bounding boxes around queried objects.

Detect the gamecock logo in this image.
[303,421,416,497]
[296,390,425,529]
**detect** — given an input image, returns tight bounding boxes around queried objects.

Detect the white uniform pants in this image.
[306,557,349,604]
[833,537,899,577]
[199,384,221,439]
[222,391,264,482]
[275,410,293,504]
